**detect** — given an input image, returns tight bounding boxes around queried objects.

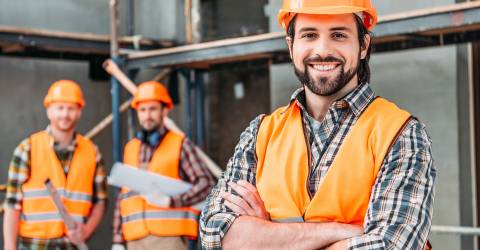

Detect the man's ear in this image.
[76,109,82,120]
[162,107,169,118]
[286,37,293,60]
[360,34,371,60]
[46,107,52,121]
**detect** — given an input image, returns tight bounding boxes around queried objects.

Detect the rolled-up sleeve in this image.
[348,119,436,249]
[200,115,263,250]
[4,139,31,210]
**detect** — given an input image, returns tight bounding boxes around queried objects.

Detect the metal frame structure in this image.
[0,26,173,61]
[123,1,480,69]
[114,1,480,161]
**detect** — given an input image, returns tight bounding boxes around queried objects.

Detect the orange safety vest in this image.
[19,131,97,239]
[256,98,411,225]
[120,131,200,241]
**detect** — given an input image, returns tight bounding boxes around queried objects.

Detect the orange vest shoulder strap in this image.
[256,104,297,179]
[124,138,142,166]
[356,97,412,172]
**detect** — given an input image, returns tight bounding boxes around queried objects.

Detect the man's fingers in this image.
[224,199,248,215]
[234,181,265,209]
[230,182,263,211]
[221,191,255,215]
[235,181,270,219]
[237,180,258,194]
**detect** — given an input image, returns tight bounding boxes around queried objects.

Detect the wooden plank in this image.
[185,0,193,44]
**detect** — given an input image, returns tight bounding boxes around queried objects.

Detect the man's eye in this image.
[332,33,347,39]
[301,33,317,39]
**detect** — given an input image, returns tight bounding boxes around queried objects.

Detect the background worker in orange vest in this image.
[3,80,108,250]
[200,0,436,249]
[111,81,216,250]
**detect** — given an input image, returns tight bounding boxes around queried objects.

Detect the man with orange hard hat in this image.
[201,0,435,249]
[3,80,108,250]
[111,81,216,250]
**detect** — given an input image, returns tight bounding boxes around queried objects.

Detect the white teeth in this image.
[311,64,336,71]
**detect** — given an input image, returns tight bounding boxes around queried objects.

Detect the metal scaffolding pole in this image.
[182,69,194,139]
[194,69,205,147]
[432,226,480,236]
[110,0,122,163]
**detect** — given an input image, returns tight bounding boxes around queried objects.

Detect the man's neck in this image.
[304,78,359,121]
[50,126,75,149]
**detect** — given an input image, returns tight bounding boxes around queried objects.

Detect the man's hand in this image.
[221,180,269,220]
[67,221,86,245]
[143,193,171,207]
[111,244,126,250]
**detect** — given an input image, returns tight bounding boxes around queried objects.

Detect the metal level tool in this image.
[44,179,89,250]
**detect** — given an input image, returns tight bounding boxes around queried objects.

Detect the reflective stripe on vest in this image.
[122,209,199,224]
[19,131,97,239]
[120,131,200,241]
[23,188,92,202]
[21,212,85,223]
[256,97,411,225]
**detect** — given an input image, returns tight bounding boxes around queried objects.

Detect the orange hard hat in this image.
[131,81,173,110]
[278,0,377,31]
[43,80,85,108]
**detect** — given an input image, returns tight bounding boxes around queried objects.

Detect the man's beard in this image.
[55,118,76,132]
[140,119,160,133]
[294,55,359,96]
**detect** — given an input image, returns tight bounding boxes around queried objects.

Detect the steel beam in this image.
[0,26,174,61]
[124,1,480,69]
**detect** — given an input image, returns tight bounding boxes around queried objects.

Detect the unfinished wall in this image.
[201,0,269,41]
[206,61,271,167]
[200,0,271,168]
[371,46,461,250]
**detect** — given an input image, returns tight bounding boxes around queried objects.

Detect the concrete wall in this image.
[371,46,461,250]
[133,0,186,41]
[0,0,115,34]
[206,62,271,167]
[266,0,469,249]
[201,0,268,41]
[199,0,271,168]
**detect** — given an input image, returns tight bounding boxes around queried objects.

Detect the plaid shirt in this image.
[4,129,108,249]
[112,127,217,244]
[200,83,436,249]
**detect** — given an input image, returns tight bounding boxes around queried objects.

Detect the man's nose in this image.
[311,36,334,58]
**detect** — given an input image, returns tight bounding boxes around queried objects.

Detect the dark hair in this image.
[286,14,372,84]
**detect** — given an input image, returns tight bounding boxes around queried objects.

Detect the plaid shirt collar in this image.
[290,83,375,118]
[45,126,78,152]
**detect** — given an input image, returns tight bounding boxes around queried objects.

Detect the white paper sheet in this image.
[108,162,192,195]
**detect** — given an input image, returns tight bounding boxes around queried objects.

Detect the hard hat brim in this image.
[278,6,377,30]
[131,99,174,110]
